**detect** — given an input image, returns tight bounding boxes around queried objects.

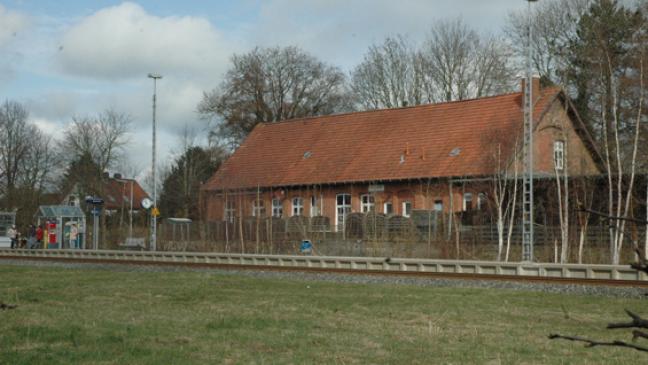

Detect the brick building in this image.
[202,78,601,230]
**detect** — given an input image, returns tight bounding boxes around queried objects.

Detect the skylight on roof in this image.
[303,151,312,159]
[449,147,462,157]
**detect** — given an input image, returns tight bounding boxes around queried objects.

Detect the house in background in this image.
[202,77,602,231]
[62,172,150,215]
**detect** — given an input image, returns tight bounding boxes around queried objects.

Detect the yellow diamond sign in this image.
[151,207,160,217]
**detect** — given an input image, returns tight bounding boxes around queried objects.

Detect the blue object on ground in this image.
[300,240,313,254]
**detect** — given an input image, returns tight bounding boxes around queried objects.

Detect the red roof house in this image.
[62,173,151,213]
[203,78,601,229]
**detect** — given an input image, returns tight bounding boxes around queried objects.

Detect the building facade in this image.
[202,78,601,230]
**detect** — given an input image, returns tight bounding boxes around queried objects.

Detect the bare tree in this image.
[422,19,515,102]
[471,36,517,98]
[550,229,648,353]
[0,100,36,208]
[505,0,591,84]
[575,177,594,264]
[60,108,131,172]
[609,52,644,264]
[351,35,430,109]
[19,128,56,192]
[198,46,351,147]
[487,136,520,262]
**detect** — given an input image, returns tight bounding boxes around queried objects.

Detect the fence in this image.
[154,210,643,253]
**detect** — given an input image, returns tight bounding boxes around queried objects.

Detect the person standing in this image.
[35,225,43,249]
[8,225,17,249]
[69,224,79,249]
[27,224,36,249]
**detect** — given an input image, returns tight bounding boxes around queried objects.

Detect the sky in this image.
[0,0,529,182]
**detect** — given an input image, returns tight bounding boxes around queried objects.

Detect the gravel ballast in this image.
[1,258,646,299]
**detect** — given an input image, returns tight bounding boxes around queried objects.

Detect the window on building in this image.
[402,201,412,217]
[272,198,283,218]
[292,197,304,216]
[463,193,473,211]
[434,200,443,212]
[360,194,375,213]
[252,199,265,217]
[384,202,393,215]
[310,195,320,217]
[336,193,351,230]
[224,200,235,223]
[554,140,565,170]
[477,193,487,210]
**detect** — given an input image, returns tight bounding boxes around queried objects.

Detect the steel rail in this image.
[1,249,647,288]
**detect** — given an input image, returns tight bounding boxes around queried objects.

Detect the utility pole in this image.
[522,0,537,261]
[148,73,162,251]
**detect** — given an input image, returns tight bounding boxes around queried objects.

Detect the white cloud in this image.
[0,4,28,47]
[32,117,64,139]
[57,2,232,79]
[247,0,526,70]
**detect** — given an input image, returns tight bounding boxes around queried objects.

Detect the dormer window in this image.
[554,141,564,170]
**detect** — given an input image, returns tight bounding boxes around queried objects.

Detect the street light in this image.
[148,73,162,251]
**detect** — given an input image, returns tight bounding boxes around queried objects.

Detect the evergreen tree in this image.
[159,146,225,220]
[560,0,644,146]
[59,151,102,202]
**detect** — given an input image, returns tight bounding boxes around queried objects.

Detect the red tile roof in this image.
[102,178,150,210]
[204,88,563,191]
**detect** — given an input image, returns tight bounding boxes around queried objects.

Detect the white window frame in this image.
[335,193,351,231]
[383,202,393,215]
[554,140,565,170]
[360,194,375,213]
[224,200,235,223]
[402,201,412,217]
[463,193,473,211]
[292,197,304,216]
[272,198,283,218]
[477,193,487,210]
[252,199,265,217]
[310,195,320,217]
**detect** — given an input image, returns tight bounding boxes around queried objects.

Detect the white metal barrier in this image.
[0,249,646,281]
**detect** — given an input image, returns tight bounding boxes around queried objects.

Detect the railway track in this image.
[1,248,647,288]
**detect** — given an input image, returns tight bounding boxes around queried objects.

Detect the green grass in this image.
[0,265,645,364]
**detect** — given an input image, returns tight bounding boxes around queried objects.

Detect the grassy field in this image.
[0,265,645,364]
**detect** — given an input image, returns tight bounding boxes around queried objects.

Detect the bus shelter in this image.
[167,218,192,243]
[35,205,86,249]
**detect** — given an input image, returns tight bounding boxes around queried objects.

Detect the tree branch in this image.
[548,334,648,353]
[607,310,648,330]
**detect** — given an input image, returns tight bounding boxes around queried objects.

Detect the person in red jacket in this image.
[35,225,44,248]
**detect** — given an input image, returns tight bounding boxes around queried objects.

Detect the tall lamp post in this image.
[148,73,162,251]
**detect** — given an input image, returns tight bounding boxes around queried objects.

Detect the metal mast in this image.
[148,73,162,251]
[522,0,537,261]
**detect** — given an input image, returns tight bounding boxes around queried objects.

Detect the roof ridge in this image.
[260,90,526,127]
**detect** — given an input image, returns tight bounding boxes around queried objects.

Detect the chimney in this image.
[520,76,541,102]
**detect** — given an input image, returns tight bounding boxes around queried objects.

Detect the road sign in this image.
[151,207,160,217]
